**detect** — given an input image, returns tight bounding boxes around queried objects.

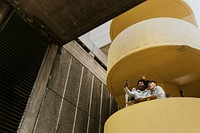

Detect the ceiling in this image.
[8,0,146,44]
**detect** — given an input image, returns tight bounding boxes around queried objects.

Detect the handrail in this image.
[104,98,200,133]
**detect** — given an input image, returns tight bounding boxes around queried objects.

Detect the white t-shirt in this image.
[150,86,166,98]
[124,87,150,106]
[124,86,165,106]
[135,89,151,99]
[124,87,137,107]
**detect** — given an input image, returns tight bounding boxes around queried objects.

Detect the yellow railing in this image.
[104,98,200,133]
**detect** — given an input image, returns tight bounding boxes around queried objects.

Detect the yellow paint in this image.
[107,18,200,108]
[110,0,197,40]
[158,82,181,97]
[104,98,200,133]
[181,81,200,97]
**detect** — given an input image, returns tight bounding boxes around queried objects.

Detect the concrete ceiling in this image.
[10,0,146,44]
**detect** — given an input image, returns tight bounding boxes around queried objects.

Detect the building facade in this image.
[0,1,119,132]
[1,0,200,133]
[105,0,200,132]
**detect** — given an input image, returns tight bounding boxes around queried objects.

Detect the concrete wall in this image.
[105,98,200,133]
[0,0,10,24]
[18,41,118,133]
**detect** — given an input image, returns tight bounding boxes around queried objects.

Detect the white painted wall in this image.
[79,20,111,49]
[184,0,200,28]
[88,20,111,48]
[78,33,108,66]
[78,20,112,66]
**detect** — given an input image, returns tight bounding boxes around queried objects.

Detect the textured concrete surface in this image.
[64,58,83,105]
[78,68,93,113]
[22,46,118,133]
[90,77,102,121]
[34,89,62,133]
[11,0,145,43]
[56,100,76,133]
[47,48,72,96]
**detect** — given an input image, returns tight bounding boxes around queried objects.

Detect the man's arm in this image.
[134,87,166,104]
[156,86,166,98]
[123,80,136,97]
[134,95,157,103]
[123,87,135,97]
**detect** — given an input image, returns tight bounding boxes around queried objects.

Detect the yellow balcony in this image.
[110,0,196,40]
[107,18,200,108]
[104,98,200,133]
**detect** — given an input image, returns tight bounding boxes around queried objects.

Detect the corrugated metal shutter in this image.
[0,12,50,132]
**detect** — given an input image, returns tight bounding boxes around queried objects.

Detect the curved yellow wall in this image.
[107,18,200,108]
[104,98,200,133]
[110,0,196,40]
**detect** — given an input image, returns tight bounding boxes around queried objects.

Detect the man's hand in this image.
[127,98,143,105]
[142,75,146,80]
[132,87,136,91]
[135,96,157,103]
[124,80,130,88]
[134,98,142,103]
[126,100,135,106]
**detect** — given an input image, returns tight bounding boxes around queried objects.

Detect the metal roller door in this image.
[0,12,50,132]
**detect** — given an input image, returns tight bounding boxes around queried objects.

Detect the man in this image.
[148,80,166,99]
[123,80,136,107]
[134,80,166,103]
[124,79,165,106]
[123,78,149,106]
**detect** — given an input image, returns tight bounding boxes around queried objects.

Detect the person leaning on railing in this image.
[123,76,149,106]
[147,80,166,100]
[123,78,166,106]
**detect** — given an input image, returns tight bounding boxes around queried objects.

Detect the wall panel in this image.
[64,58,83,105]
[78,68,93,113]
[101,85,110,123]
[30,42,119,133]
[47,48,72,96]
[90,77,102,121]
[34,89,62,133]
[56,100,76,133]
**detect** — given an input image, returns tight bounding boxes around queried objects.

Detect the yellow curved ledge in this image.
[110,0,196,40]
[104,98,200,133]
[107,18,200,108]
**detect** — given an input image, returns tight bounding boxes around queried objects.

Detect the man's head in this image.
[137,79,147,91]
[148,80,157,90]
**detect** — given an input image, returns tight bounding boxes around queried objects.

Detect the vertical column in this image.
[18,43,58,133]
[55,56,73,131]
[99,83,104,133]
[72,66,84,133]
[86,75,95,133]
[0,1,10,25]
